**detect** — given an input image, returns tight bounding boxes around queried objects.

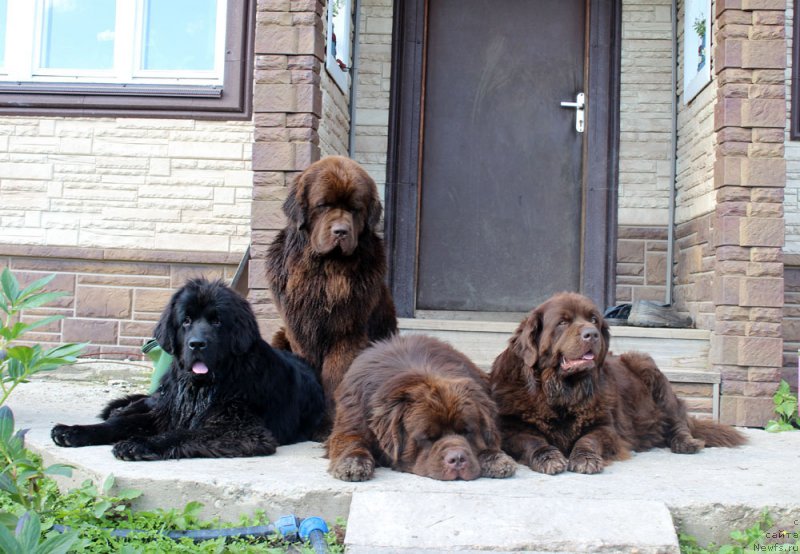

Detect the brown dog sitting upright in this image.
[266,156,397,429]
[328,334,517,481]
[490,292,745,475]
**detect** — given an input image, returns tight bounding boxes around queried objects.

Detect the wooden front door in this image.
[386,0,619,318]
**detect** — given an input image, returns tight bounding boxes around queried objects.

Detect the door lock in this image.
[560,92,585,133]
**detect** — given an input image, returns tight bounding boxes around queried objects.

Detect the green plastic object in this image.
[141,339,172,394]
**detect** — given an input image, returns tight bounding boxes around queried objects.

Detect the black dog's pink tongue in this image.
[192,362,209,375]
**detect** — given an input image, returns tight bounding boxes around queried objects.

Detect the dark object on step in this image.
[603,303,631,326]
[627,300,692,328]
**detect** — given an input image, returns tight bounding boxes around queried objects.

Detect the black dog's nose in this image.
[581,327,599,342]
[332,223,349,237]
[188,337,206,350]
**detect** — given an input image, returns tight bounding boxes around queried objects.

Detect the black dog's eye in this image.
[182,316,191,327]
[210,317,221,327]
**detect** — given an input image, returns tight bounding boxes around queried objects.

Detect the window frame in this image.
[0,0,254,119]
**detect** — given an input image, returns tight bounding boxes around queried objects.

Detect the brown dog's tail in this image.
[689,417,747,447]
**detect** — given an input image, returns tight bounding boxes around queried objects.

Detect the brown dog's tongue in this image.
[192,362,209,375]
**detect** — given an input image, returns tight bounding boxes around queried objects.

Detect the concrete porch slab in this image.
[7,378,799,551]
[346,492,679,553]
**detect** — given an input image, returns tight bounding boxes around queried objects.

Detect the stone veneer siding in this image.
[248,0,327,339]
[352,0,392,195]
[0,117,253,252]
[616,225,669,303]
[1,246,238,358]
[711,0,786,426]
[784,0,800,391]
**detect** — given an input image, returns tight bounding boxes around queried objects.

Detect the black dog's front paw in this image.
[52,424,93,447]
[112,438,163,461]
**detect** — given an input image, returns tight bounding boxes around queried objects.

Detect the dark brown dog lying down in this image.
[327,334,517,481]
[490,292,746,475]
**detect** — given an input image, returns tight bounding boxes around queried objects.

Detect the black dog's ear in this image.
[153,289,182,355]
[283,169,312,230]
[229,296,260,355]
[512,310,541,368]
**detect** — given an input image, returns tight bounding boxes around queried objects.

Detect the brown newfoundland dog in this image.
[490,292,745,475]
[266,156,397,424]
[327,334,517,481]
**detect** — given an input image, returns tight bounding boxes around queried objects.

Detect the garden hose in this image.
[51,514,331,551]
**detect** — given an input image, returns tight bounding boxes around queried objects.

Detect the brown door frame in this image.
[384,0,621,318]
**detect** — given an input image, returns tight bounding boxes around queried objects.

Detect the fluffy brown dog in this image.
[327,334,517,481]
[266,156,397,426]
[490,292,745,475]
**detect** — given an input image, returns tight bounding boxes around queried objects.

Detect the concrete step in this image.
[8,378,800,552]
[346,491,679,553]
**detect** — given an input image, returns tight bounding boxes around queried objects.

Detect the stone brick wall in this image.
[618,0,673,228]
[249,0,326,339]
[712,0,786,426]
[616,225,669,303]
[352,0,392,196]
[786,0,800,253]
[0,117,253,253]
[320,69,350,156]
[788,0,799,388]
[1,246,237,358]
[674,213,717,329]
[784,259,800,389]
[672,0,718,326]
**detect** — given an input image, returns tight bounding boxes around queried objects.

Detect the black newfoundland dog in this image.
[51,279,324,461]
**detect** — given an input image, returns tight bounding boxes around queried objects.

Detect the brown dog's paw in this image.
[479,451,517,478]
[568,450,604,474]
[528,447,568,475]
[670,434,705,454]
[329,455,375,482]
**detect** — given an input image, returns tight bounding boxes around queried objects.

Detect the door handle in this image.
[560,92,585,133]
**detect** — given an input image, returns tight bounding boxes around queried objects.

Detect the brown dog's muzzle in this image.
[312,210,358,255]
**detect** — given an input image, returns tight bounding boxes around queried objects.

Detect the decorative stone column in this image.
[712,0,785,426]
[248,0,325,336]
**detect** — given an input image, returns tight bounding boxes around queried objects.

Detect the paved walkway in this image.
[8,376,798,552]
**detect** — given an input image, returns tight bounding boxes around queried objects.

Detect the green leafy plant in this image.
[693,17,706,39]
[766,380,800,432]
[680,511,800,554]
[0,268,87,408]
[0,511,78,554]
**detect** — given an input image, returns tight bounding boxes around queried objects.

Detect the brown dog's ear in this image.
[283,170,311,230]
[366,178,382,230]
[370,374,422,465]
[511,311,541,368]
[598,315,611,364]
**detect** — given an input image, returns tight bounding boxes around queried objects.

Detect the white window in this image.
[0,0,7,70]
[326,0,352,92]
[1,0,227,86]
[0,0,253,118]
